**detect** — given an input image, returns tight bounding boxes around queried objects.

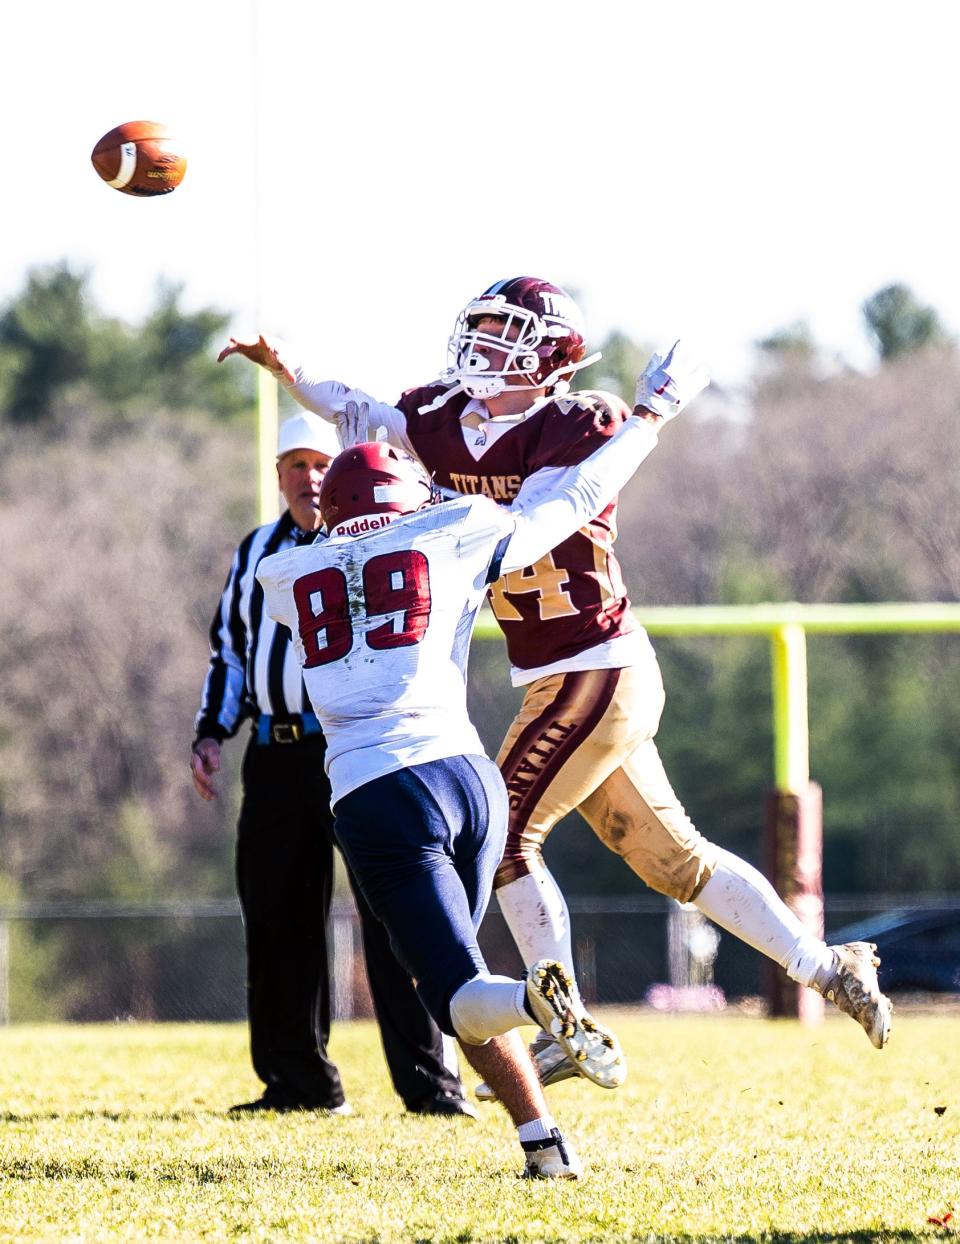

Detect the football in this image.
[90,120,186,196]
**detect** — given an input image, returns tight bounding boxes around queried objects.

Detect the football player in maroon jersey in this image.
[219,278,892,1096]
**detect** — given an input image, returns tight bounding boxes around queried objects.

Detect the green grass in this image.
[0,1009,957,1242]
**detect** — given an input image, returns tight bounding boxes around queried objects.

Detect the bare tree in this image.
[0,402,255,900]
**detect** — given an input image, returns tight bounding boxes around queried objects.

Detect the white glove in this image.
[336,398,371,447]
[634,340,710,421]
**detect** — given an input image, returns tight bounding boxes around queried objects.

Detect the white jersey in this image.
[258,497,511,802]
[256,418,660,803]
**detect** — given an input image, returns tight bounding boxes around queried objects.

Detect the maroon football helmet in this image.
[318,442,433,533]
[443,276,600,401]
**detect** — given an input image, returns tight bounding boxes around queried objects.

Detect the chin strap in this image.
[539,350,602,394]
[416,377,531,417]
[417,382,466,415]
[425,349,603,413]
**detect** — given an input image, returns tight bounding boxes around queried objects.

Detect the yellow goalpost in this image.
[256,371,280,526]
[475,601,960,1020]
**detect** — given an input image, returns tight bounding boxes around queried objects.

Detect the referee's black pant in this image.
[236,732,462,1109]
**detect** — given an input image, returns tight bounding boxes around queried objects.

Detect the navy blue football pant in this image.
[332,755,509,1037]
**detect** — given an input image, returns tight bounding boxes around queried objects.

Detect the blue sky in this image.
[7,0,960,401]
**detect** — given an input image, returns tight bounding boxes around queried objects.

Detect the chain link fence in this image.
[0,893,956,1025]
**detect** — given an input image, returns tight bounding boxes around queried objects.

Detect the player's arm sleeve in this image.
[281,352,414,452]
[193,550,250,743]
[501,418,660,573]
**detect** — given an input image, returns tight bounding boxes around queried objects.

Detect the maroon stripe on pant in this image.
[497,668,621,880]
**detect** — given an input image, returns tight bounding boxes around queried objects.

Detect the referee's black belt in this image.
[255,713,322,745]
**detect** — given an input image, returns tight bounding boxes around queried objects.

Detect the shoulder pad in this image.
[550,389,631,423]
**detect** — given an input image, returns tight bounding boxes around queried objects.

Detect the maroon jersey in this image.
[395,383,636,672]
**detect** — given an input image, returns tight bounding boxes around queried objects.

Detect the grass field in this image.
[0,1008,957,1242]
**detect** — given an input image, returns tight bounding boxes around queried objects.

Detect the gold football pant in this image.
[493,658,718,903]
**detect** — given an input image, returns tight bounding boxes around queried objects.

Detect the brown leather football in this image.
[91,121,186,196]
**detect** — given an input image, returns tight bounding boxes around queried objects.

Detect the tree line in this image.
[1,263,957,1017]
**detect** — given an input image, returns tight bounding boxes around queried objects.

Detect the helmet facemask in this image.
[441,279,600,404]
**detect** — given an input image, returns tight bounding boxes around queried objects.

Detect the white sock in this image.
[496,870,583,1007]
[448,973,529,1045]
[517,1115,557,1143]
[440,1034,460,1078]
[694,848,834,987]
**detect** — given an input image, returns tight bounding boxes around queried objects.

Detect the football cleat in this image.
[525,959,626,1090]
[814,942,893,1049]
[475,1033,579,1104]
[529,1033,581,1088]
[520,1128,582,1180]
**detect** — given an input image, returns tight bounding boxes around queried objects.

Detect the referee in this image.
[190,411,474,1116]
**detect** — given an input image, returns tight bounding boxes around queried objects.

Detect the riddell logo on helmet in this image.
[332,513,398,537]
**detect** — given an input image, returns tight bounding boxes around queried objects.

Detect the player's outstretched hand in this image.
[217,334,295,384]
[634,340,709,422]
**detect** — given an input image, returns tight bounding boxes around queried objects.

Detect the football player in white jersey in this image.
[255,411,665,1179]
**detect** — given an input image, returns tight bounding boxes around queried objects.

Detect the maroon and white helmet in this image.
[443,277,601,401]
[319,442,433,535]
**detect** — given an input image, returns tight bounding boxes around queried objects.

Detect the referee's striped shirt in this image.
[194,512,315,742]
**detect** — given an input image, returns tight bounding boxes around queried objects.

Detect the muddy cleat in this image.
[529,1033,580,1089]
[525,959,626,1089]
[815,942,893,1049]
[475,1033,580,1104]
[521,1128,582,1180]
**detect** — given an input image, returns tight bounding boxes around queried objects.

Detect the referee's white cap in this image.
[277,412,341,460]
